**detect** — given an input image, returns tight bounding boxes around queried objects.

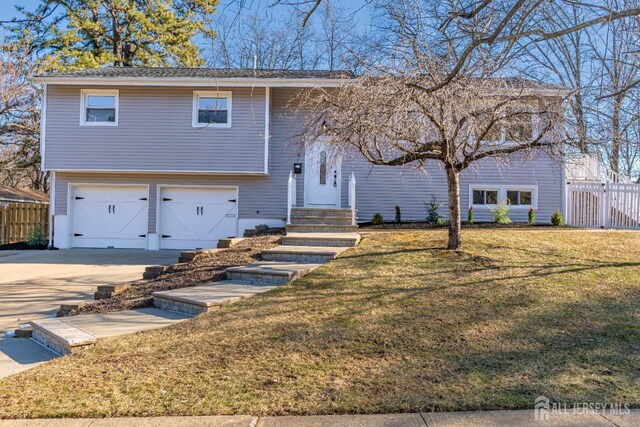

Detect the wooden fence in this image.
[566,182,640,229]
[0,202,49,245]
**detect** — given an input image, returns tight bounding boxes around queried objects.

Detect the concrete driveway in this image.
[0,249,180,333]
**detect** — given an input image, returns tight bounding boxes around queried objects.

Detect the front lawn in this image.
[1,229,639,418]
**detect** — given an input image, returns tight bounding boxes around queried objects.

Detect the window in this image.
[504,108,533,142]
[319,151,327,185]
[470,185,537,209]
[473,189,499,205]
[81,89,118,126]
[193,91,231,127]
[506,189,532,206]
[478,108,534,142]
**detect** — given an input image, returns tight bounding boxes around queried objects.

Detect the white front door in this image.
[305,140,341,207]
[159,186,238,250]
[71,185,149,249]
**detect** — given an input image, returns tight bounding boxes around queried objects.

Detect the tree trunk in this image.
[446,166,462,250]
[611,94,622,173]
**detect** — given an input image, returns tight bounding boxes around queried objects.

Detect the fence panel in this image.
[0,203,49,245]
[566,182,640,230]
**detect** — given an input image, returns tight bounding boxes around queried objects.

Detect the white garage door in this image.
[71,185,149,249]
[159,186,238,250]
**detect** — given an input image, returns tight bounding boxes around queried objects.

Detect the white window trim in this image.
[192,90,232,128]
[469,185,538,210]
[80,89,119,126]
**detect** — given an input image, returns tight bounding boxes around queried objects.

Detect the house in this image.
[0,186,49,205]
[33,67,586,250]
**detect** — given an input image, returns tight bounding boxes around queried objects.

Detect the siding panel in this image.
[45,85,266,172]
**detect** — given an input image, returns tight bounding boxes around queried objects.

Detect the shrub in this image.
[425,195,443,225]
[489,200,512,224]
[528,208,535,225]
[27,225,48,247]
[371,213,384,225]
[395,205,401,223]
[468,207,474,224]
[551,208,564,226]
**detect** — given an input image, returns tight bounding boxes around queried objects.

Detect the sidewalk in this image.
[0,410,637,426]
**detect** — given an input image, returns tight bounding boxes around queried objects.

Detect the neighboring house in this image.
[32,67,594,250]
[0,186,49,205]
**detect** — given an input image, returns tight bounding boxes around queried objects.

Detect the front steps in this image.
[153,281,278,315]
[287,207,358,233]
[261,245,349,263]
[281,232,361,247]
[226,262,322,285]
[25,208,361,354]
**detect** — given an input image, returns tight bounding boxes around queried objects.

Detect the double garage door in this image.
[70,185,237,250]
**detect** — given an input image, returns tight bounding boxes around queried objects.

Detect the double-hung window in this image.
[81,89,118,126]
[193,91,232,127]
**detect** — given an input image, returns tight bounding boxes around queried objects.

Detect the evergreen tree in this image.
[6,0,218,70]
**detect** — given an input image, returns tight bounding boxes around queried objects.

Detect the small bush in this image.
[371,213,384,225]
[395,206,401,223]
[425,195,443,225]
[468,207,474,224]
[528,208,535,225]
[27,225,48,247]
[489,200,512,224]
[551,208,564,226]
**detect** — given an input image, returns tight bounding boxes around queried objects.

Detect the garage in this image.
[70,185,149,249]
[158,186,238,250]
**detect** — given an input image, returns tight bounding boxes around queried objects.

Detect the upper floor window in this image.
[193,91,232,127]
[81,89,118,126]
[478,107,534,143]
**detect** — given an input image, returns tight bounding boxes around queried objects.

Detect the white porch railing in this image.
[286,170,297,224]
[348,172,356,226]
[566,153,633,183]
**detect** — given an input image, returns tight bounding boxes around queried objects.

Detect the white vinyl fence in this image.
[566,182,640,229]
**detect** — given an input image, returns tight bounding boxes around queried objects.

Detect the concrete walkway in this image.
[0,410,637,426]
[0,249,180,333]
[0,308,190,379]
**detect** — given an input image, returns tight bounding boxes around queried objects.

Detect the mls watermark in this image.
[534,396,631,421]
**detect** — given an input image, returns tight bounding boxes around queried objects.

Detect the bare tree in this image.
[0,40,48,191]
[300,75,565,250]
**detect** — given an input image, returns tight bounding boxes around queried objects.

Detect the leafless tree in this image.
[300,75,565,250]
[0,40,48,191]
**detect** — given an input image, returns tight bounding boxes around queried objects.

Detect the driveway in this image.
[0,249,180,333]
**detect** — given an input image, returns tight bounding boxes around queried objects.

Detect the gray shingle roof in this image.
[0,186,49,203]
[35,67,354,79]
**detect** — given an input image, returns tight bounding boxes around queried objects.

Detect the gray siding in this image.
[45,85,267,172]
[50,86,563,226]
[343,151,562,224]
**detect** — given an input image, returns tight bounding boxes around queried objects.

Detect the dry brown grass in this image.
[1,229,639,418]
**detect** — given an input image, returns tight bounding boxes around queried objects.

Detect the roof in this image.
[0,187,49,204]
[31,67,568,94]
[34,67,354,80]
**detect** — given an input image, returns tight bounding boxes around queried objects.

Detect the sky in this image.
[0,0,372,29]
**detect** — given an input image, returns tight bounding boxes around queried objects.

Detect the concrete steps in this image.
[291,216,354,225]
[281,232,361,247]
[291,207,354,218]
[30,318,96,355]
[153,281,278,315]
[261,245,348,263]
[285,224,359,233]
[225,262,322,285]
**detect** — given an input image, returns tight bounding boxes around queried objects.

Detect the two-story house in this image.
[34,68,569,250]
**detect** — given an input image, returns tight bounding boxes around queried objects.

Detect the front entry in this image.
[304,140,342,207]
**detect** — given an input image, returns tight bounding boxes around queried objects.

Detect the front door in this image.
[305,140,341,207]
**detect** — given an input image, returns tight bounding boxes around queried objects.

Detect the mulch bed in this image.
[0,241,48,250]
[64,235,280,316]
[361,221,565,230]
